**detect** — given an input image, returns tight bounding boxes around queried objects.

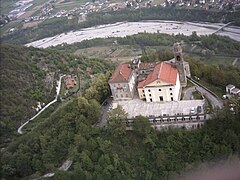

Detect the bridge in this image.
[213,22,233,34]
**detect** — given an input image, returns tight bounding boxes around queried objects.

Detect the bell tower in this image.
[173,42,187,87]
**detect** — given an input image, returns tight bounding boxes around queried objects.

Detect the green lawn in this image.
[189,53,236,66]
[192,91,203,100]
[0,21,23,34]
[203,55,235,66]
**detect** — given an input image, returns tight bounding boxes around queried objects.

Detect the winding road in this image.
[186,78,223,109]
[17,75,65,134]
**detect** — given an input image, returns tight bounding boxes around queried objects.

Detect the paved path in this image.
[232,58,238,66]
[35,160,73,179]
[18,75,65,134]
[188,78,223,109]
[95,97,113,127]
[196,87,223,109]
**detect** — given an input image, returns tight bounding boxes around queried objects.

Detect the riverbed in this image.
[26,20,240,48]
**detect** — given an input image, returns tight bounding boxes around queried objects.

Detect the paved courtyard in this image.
[114,99,205,118]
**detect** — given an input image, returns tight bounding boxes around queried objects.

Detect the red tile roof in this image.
[109,64,133,83]
[138,62,178,88]
[139,63,156,70]
[64,76,77,89]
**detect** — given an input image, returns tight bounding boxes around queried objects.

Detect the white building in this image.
[108,64,136,100]
[231,88,240,96]
[226,84,235,94]
[137,62,181,102]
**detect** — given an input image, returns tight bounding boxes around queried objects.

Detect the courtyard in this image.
[114,99,205,118]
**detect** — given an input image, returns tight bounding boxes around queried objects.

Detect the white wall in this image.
[143,75,180,102]
[109,72,136,100]
[144,85,174,102]
[173,74,181,100]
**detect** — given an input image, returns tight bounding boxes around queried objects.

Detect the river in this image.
[26,20,240,48]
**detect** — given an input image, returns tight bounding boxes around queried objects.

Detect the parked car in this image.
[190,107,195,114]
[197,106,202,113]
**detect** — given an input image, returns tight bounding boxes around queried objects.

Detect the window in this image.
[159,89,161,91]
[143,94,145,97]
[142,90,144,93]
[149,94,151,97]
[116,94,118,98]
[170,93,173,95]
[148,89,151,92]
[159,96,163,101]
[170,88,172,91]
[150,98,152,102]
[171,97,173,101]
[176,56,181,61]
[126,94,128,97]
[121,94,123,98]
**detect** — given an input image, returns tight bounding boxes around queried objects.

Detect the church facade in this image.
[137,62,181,102]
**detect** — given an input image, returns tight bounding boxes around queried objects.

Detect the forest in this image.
[1,6,240,44]
[1,83,240,179]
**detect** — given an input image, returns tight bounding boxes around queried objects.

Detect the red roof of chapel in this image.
[138,62,178,88]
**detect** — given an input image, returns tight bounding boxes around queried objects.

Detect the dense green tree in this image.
[107,105,127,137]
[84,72,112,103]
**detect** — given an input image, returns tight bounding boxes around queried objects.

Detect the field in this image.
[73,43,239,68]
[203,55,236,66]
[0,0,19,15]
[54,0,88,11]
[74,45,142,62]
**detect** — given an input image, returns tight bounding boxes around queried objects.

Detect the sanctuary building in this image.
[108,43,191,102]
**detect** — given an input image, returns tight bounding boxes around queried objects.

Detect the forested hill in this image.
[0,44,115,143]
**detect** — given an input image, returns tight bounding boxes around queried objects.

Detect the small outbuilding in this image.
[226,84,235,94]
[231,88,240,96]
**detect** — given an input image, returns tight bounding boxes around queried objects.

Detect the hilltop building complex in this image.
[108,43,191,102]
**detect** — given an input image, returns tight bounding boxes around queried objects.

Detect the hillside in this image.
[1,90,240,179]
[1,34,240,179]
[0,44,115,144]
